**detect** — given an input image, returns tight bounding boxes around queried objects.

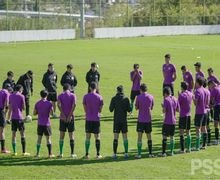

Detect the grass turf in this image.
[0,35,220,179]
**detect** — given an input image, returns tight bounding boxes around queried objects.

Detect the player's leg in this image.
[122,133,129,158]
[146,122,153,157]
[214,106,220,145]
[113,133,119,159]
[11,121,17,155]
[201,114,208,149]
[130,91,136,114]
[170,135,175,156]
[136,132,143,159]
[25,96,30,117]
[20,124,30,156]
[69,132,76,158]
[0,126,9,153]
[46,135,54,158]
[162,124,167,156]
[195,115,202,151]
[58,131,65,157]
[36,135,42,157]
[94,133,101,159]
[186,116,192,152]
[207,113,211,145]
[85,133,91,159]
[179,117,185,153]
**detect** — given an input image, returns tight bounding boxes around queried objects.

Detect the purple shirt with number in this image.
[194,87,206,114]
[9,92,25,120]
[83,92,103,121]
[163,64,176,85]
[35,99,53,126]
[208,75,220,85]
[195,71,205,80]
[135,93,154,123]
[130,70,143,91]
[163,96,179,125]
[183,71,194,92]
[178,90,193,117]
[0,89,9,109]
[210,85,220,106]
[58,91,76,120]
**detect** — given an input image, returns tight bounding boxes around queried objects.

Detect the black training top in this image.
[60,71,77,91]
[42,70,58,92]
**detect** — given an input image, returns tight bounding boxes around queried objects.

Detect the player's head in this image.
[40,90,48,99]
[207,68,213,76]
[67,64,73,72]
[63,83,70,91]
[7,71,14,80]
[140,83,147,93]
[181,82,188,91]
[194,62,201,72]
[133,64,139,70]
[89,82,97,91]
[203,79,208,88]
[181,65,187,73]
[15,84,23,93]
[195,77,204,88]
[48,63,54,72]
[117,85,124,94]
[91,62,97,72]
[165,54,171,64]
[3,83,12,91]
[208,80,216,89]
[27,70,33,79]
[163,87,171,97]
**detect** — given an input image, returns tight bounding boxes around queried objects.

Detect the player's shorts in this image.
[11,120,25,132]
[0,109,6,127]
[214,105,220,121]
[113,121,128,134]
[179,116,191,130]
[47,92,57,102]
[130,90,140,100]
[163,84,174,96]
[162,124,175,137]
[59,120,75,132]
[205,112,210,126]
[194,114,206,127]
[37,125,52,136]
[136,122,152,133]
[85,121,100,134]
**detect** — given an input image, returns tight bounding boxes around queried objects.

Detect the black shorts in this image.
[114,121,128,134]
[163,84,174,96]
[214,105,220,121]
[47,92,57,102]
[0,109,6,127]
[85,121,100,134]
[162,124,175,137]
[37,125,52,136]
[194,114,206,127]
[179,116,191,130]
[137,122,152,133]
[59,120,75,132]
[130,90,140,101]
[11,120,25,132]
[205,112,210,126]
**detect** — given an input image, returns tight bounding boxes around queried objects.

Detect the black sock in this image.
[210,109,214,119]
[113,139,118,154]
[203,133,207,147]
[47,143,52,155]
[180,135,184,151]
[1,140,5,151]
[215,128,219,140]
[148,140,152,154]
[96,139,100,156]
[70,139,74,155]
[21,137,26,153]
[208,129,211,143]
[162,139,167,154]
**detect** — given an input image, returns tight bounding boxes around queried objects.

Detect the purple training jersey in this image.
[208,75,220,85]
[194,87,206,115]
[195,71,205,80]
[162,63,176,85]
[130,70,143,91]
[135,93,154,123]
[9,92,25,120]
[0,89,9,109]
[35,99,53,126]
[210,85,220,106]
[183,71,194,92]
[178,90,193,117]
[203,87,210,113]
[163,96,179,125]
[58,90,77,120]
[83,92,103,121]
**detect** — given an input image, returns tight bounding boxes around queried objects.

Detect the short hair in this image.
[15,84,23,92]
[196,77,204,86]
[194,62,201,68]
[208,68,213,73]
[27,70,33,76]
[181,65,186,71]
[63,83,70,91]
[90,82,97,90]
[3,83,11,90]
[163,87,171,96]
[40,90,48,98]
[91,62,97,67]
[117,85,123,93]
[133,64,139,69]
[48,63,53,67]
[208,80,215,86]
[140,83,147,92]
[7,71,14,77]
[165,54,171,59]
[203,79,208,88]
[67,64,73,69]
[181,82,188,91]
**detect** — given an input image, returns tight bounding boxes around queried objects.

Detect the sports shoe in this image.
[84,155,90,160]
[112,154,117,160]
[213,140,219,145]
[124,153,129,159]
[96,155,103,159]
[49,154,55,159]
[135,154,141,159]
[201,146,206,150]
[162,153,167,157]
[149,154,154,158]
[22,152,30,156]
[1,149,10,154]
[57,154,63,158]
[35,154,40,158]
[70,154,77,159]
[12,152,17,156]
[186,149,191,153]
[179,150,185,154]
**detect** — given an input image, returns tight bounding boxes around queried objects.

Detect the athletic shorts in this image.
[47,92,57,102]
[11,120,25,132]
[85,121,100,134]
[0,109,6,127]
[130,90,140,101]
[179,116,191,130]
[205,112,210,126]
[136,122,152,133]
[113,121,128,134]
[163,84,174,96]
[59,120,75,132]
[214,105,220,121]
[37,125,52,136]
[194,114,206,127]
[162,124,175,137]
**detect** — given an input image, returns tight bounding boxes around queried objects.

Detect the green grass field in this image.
[0,35,220,179]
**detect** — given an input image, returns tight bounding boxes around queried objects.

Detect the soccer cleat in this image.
[179,150,185,154]
[49,154,55,159]
[22,152,30,156]
[200,146,206,150]
[96,155,103,159]
[149,154,154,158]
[170,152,174,156]
[84,155,90,160]
[70,154,77,159]
[35,154,40,158]
[162,153,167,157]
[12,152,17,156]
[1,149,11,154]
[112,154,117,160]
[135,154,141,159]
[124,153,129,159]
[186,149,191,153]
[213,140,219,145]
[57,154,63,158]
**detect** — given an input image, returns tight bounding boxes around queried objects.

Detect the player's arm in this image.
[4,96,9,114]
[8,103,12,120]
[42,73,47,88]
[127,98,131,113]
[22,98,26,111]
[57,99,66,120]
[99,99,104,113]
[151,98,154,110]
[60,74,65,87]
[98,72,100,82]
[67,102,76,122]
[55,74,58,84]
[33,106,38,116]
[130,72,136,81]
[86,72,89,83]
[136,71,143,80]
[109,98,115,112]
[73,75,78,87]
[30,76,33,95]
[173,70,177,81]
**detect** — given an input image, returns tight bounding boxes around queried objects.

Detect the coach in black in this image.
[2,71,15,91]
[60,64,77,93]
[42,63,58,118]
[86,62,100,93]
[17,70,33,120]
